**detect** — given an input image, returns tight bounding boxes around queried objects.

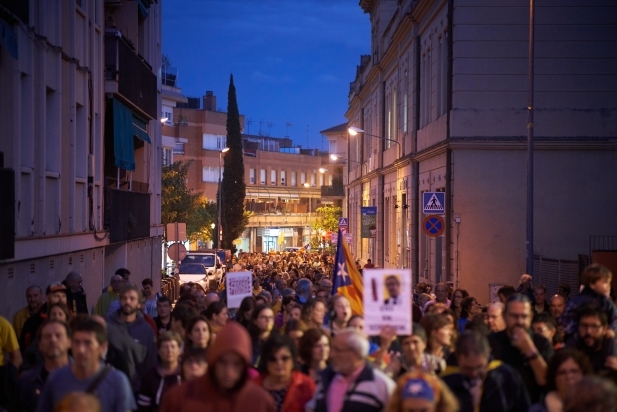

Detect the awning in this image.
[132,115,151,143]
[246,189,299,199]
[113,99,135,171]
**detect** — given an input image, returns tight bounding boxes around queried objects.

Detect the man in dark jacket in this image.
[105,285,157,392]
[19,283,67,351]
[18,319,70,412]
[488,294,553,403]
[443,331,530,412]
[63,271,88,314]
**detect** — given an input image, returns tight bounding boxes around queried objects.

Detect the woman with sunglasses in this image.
[254,334,316,412]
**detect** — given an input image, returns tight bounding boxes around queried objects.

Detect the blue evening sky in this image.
[162,0,370,150]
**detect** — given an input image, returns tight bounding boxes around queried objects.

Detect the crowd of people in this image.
[1,250,617,412]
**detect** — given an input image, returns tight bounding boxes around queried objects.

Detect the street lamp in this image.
[318,167,348,184]
[347,126,401,154]
[218,147,229,247]
[330,154,361,164]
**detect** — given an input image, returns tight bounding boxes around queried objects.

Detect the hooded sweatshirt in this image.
[106,309,157,391]
[160,321,275,412]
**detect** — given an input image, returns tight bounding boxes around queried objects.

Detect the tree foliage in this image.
[219,74,247,252]
[186,195,218,244]
[311,205,343,233]
[161,160,199,228]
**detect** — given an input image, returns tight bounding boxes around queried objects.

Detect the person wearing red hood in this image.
[160,321,276,412]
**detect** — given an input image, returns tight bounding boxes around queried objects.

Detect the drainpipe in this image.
[444,0,454,283]
[413,35,421,285]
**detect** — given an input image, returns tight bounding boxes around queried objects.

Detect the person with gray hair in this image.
[295,278,313,305]
[306,327,395,412]
[487,302,506,333]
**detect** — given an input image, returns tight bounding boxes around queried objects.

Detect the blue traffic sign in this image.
[423,192,445,214]
[338,217,348,227]
[422,215,445,237]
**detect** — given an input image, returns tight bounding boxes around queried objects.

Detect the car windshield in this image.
[182,255,215,267]
[179,264,207,274]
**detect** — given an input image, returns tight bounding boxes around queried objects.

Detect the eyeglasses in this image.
[268,355,292,363]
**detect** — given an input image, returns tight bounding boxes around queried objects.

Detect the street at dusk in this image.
[0,1,616,411]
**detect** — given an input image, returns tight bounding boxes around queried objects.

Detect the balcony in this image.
[105,32,157,119]
[321,183,345,198]
[104,179,151,243]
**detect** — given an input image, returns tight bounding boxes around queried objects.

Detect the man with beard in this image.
[18,319,70,411]
[37,317,135,412]
[106,285,157,392]
[488,294,553,403]
[565,306,617,375]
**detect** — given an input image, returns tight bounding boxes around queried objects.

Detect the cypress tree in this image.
[220,74,246,251]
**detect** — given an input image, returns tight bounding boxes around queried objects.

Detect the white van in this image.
[179,252,223,283]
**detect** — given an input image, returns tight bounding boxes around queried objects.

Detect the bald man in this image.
[487,302,506,333]
[203,292,220,310]
[550,294,566,319]
[64,271,88,314]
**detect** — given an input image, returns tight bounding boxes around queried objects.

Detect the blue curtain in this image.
[113,99,135,171]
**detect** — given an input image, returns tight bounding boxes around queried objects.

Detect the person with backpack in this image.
[36,316,135,412]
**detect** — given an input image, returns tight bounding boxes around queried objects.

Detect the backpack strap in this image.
[85,365,112,394]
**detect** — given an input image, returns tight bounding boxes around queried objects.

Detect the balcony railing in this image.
[321,184,345,198]
[104,178,151,243]
[105,32,157,119]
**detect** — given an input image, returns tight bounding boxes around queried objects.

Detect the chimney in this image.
[203,91,216,111]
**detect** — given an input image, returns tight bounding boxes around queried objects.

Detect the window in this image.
[202,134,227,150]
[319,174,324,186]
[300,172,306,184]
[249,169,255,184]
[329,140,337,154]
[173,143,184,154]
[163,148,172,165]
[260,169,266,185]
[202,166,222,182]
[311,173,316,187]
[280,171,286,186]
[162,109,172,125]
[291,171,297,186]
[270,170,276,185]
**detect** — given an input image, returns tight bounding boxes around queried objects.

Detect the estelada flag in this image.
[332,228,363,315]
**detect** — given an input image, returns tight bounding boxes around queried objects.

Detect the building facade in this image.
[346,0,617,300]
[164,92,345,253]
[0,0,163,318]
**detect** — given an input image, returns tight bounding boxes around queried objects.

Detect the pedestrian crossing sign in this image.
[423,192,445,214]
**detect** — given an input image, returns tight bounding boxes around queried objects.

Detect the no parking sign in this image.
[422,215,445,237]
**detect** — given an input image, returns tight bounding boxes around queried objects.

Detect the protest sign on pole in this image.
[362,269,412,335]
[226,271,253,308]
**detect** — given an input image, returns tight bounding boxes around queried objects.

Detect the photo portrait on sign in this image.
[363,269,412,335]
[383,274,403,306]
